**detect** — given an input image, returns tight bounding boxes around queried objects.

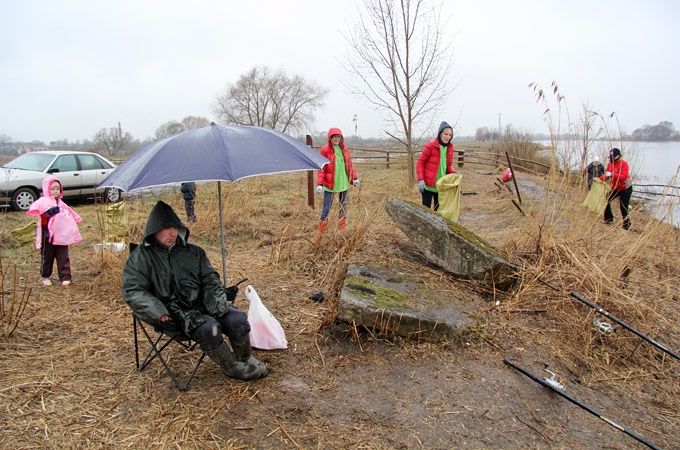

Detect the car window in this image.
[49,155,78,173]
[4,152,54,171]
[78,154,106,170]
[94,154,114,169]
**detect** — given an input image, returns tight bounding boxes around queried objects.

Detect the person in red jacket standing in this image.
[315,127,360,233]
[416,121,456,210]
[600,147,633,230]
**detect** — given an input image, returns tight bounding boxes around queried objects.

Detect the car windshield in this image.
[3,153,55,171]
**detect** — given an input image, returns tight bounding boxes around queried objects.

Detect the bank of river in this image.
[535,140,680,226]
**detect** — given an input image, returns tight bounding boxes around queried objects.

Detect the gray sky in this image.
[1,0,678,143]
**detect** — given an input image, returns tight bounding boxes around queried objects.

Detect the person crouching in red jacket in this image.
[600,147,633,230]
[315,128,360,233]
[416,121,456,210]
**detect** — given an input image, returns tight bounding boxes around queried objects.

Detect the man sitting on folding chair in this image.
[122,200,268,381]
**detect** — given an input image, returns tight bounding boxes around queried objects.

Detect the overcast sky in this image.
[1,0,678,143]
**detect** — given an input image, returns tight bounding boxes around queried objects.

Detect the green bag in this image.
[435,173,462,222]
[582,178,611,214]
[105,201,128,242]
[10,221,36,246]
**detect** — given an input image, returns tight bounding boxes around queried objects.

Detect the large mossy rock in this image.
[385,197,516,290]
[338,265,479,342]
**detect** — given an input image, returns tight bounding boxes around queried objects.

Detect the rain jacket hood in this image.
[327,127,344,146]
[142,200,189,246]
[42,175,63,199]
[437,121,453,146]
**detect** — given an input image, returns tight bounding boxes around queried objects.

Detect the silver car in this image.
[0,150,122,211]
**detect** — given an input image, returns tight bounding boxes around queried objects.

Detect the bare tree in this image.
[155,116,211,140]
[213,67,327,134]
[181,115,210,130]
[578,102,600,175]
[154,120,185,140]
[345,0,453,184]
[93,125,132,157]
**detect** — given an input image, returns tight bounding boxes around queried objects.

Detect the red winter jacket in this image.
[601,158,630,191]
[416,138,455,189]
[316,128,357,190]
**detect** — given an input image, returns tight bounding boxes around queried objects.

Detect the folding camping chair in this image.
[127,243,206,391]
[132,316,207,391]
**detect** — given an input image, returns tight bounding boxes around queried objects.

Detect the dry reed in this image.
[0,158,678,448]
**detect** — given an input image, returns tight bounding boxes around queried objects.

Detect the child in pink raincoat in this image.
[26,175,83,287]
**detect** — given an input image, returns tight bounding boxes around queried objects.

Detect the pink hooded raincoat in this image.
[26,175,83,249]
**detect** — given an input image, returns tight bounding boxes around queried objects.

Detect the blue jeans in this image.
[320,189,348,221]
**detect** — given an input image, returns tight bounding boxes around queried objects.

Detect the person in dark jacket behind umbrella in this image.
[416,121,456,210]
[122,201,268,381]
[180,182,197,222]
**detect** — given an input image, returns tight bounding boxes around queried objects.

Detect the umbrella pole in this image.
[218,181,228,283]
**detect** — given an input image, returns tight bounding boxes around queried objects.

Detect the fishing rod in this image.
[569,291,679,362]
[535,276,679,363]
[503,359,661,450]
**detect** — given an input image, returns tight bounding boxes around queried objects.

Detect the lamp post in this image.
[498,113,502,140]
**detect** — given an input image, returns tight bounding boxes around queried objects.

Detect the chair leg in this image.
[133,316,206,391]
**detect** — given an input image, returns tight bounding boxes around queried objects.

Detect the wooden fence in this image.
[308,144,680,200]
[311,144,552,176]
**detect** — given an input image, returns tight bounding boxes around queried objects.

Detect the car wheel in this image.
[11,187,39,211]
[104,187,122,203]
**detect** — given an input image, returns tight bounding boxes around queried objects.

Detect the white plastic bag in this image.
[246,285,288,350]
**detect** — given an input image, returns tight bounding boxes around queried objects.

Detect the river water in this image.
[535,140,680,226]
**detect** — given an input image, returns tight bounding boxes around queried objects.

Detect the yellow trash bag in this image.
[582,178,611,214]
[436,173,462,222]
[105,201,128,242]
[10,221,36,246]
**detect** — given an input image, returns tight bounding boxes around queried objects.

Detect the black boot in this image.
[230,334,269,377]
[205,342,267,381]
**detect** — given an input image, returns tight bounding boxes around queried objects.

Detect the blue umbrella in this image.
[98,123,328,280]
[99,123,328,190]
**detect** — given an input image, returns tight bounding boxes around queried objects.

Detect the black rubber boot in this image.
[230,334,269,377]
[205,342,267,381]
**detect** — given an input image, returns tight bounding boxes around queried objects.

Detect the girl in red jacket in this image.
[315,128,360,233]
[416,121,456,210]
[600,147,633,229]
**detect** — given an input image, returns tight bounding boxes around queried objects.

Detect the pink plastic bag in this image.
[501,167,513,183]
[246,285,288,350]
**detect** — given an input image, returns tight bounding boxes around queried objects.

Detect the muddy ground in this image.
[0,166,677,449]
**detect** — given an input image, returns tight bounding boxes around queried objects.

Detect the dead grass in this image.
[0,163,678,448]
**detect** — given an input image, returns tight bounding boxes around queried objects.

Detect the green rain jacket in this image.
[122,201,230,335]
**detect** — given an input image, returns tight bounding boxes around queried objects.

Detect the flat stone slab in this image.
[386,197,516,290]
[338,264,481,342]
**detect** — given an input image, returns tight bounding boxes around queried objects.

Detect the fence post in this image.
[386,151,390,169]
[306,135,314,208]
[458,149,464,168]
[506,151,522,204]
